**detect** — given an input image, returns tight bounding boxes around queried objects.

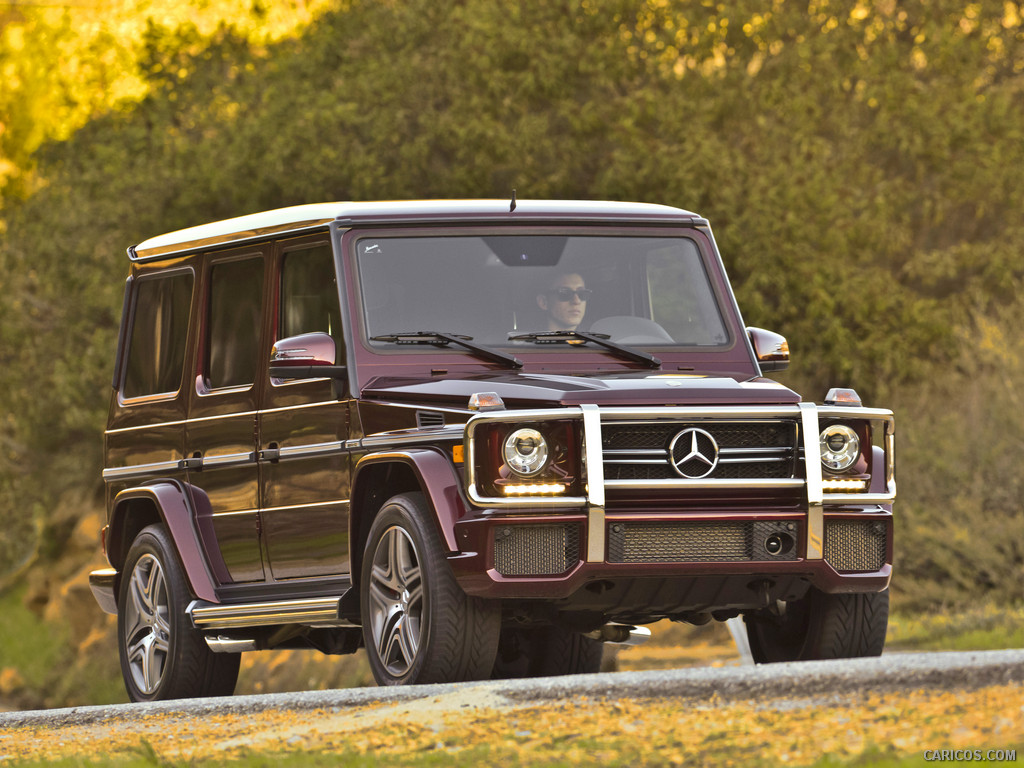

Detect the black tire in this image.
[744,588,889,663]
[491,625,604,679]
[117,524,240,701]
[360,493,500,685]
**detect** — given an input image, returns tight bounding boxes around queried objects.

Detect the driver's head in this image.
[537,273,590,331]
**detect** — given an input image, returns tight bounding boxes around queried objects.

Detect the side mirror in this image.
[747,327,789,372]
[269,332,347,380]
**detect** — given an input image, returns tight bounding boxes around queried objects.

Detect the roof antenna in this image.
[509,189,517,213]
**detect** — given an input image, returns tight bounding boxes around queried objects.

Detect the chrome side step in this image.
[187,596,356,630]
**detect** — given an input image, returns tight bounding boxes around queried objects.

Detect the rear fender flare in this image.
[107,481,218,603]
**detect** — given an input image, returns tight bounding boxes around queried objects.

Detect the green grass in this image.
[0,586,68,694]
[887,603,1024,652]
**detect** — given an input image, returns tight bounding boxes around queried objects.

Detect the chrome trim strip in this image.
[276,441,347,460]
[604,478,804,491]
[202,451,256,468]
[581,405,605,509]
[800,403,824,560]
[260,499,350,514]
[102,460,181,482]
[188,597,353,630]
[361,425,466,449]
[581,404,606,562]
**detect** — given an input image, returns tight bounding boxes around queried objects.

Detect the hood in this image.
[360,371,801,408]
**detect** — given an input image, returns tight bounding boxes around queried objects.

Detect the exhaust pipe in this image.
[585,623,652,647]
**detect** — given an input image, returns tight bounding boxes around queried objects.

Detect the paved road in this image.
[2,648,1022,730]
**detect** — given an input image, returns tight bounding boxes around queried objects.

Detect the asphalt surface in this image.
[1,649,1022,731]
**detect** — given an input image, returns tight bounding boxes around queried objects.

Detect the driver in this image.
[536,273,591,332]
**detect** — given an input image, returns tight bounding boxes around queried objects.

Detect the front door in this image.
[258,237,352,580]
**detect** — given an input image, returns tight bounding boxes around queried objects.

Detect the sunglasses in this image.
[550,287,592,302]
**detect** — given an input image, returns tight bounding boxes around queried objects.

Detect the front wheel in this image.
[360,493,500,685]
[744,588,889,663]
[117,524,240,701]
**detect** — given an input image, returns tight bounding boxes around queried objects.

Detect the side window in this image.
[207,256,264,389]
[123,272,193,399]
[280,244,343,351]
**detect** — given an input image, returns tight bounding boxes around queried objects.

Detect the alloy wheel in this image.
[367,525,424,677]
[123,553,171,695]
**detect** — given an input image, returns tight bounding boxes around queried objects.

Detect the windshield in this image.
[356,234,729,349]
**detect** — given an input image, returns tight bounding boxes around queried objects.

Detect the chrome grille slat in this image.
[601,419,799,482]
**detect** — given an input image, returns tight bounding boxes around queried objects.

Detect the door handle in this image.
[180,452,203,471]
[259,443,281,463]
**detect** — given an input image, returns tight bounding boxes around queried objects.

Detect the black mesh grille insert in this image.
[824,520,887,572]
[606,521,798,564]
[493,524,581,576]
[602,421,798,481]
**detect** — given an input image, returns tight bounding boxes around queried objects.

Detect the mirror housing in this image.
[747,327,790,372]
[269,332,346,380]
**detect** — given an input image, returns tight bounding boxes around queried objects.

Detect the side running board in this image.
[187,596,357,631]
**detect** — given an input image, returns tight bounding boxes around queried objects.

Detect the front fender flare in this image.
[351,448,466,555]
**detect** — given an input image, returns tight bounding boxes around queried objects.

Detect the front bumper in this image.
[453,402,895,607]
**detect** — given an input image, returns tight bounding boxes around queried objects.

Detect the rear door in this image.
[184,247,269,584]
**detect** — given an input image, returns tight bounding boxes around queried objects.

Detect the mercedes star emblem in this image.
[669,428,719,479]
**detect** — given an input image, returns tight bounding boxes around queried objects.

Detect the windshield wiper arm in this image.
[509,331,661,369]
[371,331,523,369]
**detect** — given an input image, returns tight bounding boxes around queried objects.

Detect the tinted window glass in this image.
[357,235,728,347]
[280,245,342,349]
[123,272,193,398]
[208,257,263,388]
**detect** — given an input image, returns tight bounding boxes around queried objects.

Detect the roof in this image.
[130,199,704,261]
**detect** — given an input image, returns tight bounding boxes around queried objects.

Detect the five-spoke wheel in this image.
[360,493,500,686]
[117,524,239,701]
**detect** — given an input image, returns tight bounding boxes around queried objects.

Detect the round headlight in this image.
[819,424,860,472]
[503,428,549,476]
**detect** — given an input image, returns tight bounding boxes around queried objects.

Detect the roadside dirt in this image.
[2,651,1022,766]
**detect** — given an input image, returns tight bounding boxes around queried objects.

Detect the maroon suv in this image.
[89,199,895,701]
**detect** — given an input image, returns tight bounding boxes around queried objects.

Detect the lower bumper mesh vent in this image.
[607,521,798,564]
[493,524,581,576]
[824,520,887,572]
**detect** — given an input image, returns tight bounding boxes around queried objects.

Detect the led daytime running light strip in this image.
[502,483,568,496]
[822,478,869,492]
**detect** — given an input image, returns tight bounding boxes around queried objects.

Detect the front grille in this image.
[824,520,887,572]
[493,524,581,576]
[602,421,798,481]
[607,520,798,564]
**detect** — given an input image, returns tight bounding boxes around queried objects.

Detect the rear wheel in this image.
[117,524,239,701]
[360,493,500,685]
[491,625,604,679]
[744,588,889,663]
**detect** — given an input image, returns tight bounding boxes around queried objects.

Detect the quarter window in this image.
[207,257,264,388]
[123,272,193,399]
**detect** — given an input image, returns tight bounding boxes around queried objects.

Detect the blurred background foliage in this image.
[0,0,1022,705]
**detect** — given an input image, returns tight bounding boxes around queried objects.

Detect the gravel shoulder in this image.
[1,650,1022,764]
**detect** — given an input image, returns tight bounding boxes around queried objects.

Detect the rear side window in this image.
[207,256,264,388]
[123,272,193,399]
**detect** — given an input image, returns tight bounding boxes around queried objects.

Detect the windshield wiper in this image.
[371,331,523,369]
[509,331,661,369]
